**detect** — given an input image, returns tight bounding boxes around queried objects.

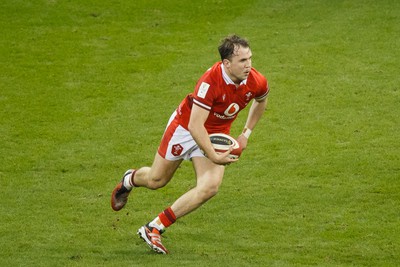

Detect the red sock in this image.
[158,207,176,227]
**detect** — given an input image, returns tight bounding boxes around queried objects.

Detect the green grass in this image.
[1,0,399,266]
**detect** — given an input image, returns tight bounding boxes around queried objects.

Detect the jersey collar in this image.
[221,63,248,86]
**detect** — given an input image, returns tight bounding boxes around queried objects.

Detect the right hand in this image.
[208,146,238,166]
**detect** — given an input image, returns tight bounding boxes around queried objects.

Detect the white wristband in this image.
[242,127,252,139]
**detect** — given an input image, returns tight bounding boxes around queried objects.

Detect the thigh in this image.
[192,156,225,188]
[148,152,183,183]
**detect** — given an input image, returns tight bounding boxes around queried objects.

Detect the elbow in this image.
[256,99,267,112]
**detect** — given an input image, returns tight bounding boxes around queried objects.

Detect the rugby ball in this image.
[209,133,242,159]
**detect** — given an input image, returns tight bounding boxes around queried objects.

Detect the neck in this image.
[222,64,242,86]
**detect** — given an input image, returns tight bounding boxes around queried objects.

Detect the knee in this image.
[147,177,168,190]
[197,184,220,201]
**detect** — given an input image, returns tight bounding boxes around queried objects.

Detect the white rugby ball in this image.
[209,133,242,159]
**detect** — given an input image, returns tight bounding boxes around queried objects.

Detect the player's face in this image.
[223,46,252,84]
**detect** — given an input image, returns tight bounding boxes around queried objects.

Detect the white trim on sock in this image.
[123,171,133,190]
[149,217,166,232]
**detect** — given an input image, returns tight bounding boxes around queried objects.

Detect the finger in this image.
[220,149,232,158]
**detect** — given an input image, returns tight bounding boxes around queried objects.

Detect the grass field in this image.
[1,0,399,266]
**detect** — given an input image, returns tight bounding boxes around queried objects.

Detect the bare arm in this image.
[237,97,268,149]
[188,105,237,165]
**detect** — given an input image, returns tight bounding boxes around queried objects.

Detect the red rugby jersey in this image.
[175,62,269,134]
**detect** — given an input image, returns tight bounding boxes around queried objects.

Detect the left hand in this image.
[236,134,248,151]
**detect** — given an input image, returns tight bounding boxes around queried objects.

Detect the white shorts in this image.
[157,111,205,161]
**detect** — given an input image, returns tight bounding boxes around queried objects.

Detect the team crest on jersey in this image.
[171,144,183,156]
[245,92,252,101]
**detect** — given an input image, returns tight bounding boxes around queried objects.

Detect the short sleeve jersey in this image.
[175,62,269,134]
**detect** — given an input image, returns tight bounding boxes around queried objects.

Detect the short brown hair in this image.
[218,34,250,61]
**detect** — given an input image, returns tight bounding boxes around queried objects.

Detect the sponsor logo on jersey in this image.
[213,102,240,120]
[214,112,236,120]
[224,103,240,117]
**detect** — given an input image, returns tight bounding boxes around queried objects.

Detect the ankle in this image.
[123,169,137,189]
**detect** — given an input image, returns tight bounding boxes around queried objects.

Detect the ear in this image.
[222,58,231,68]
